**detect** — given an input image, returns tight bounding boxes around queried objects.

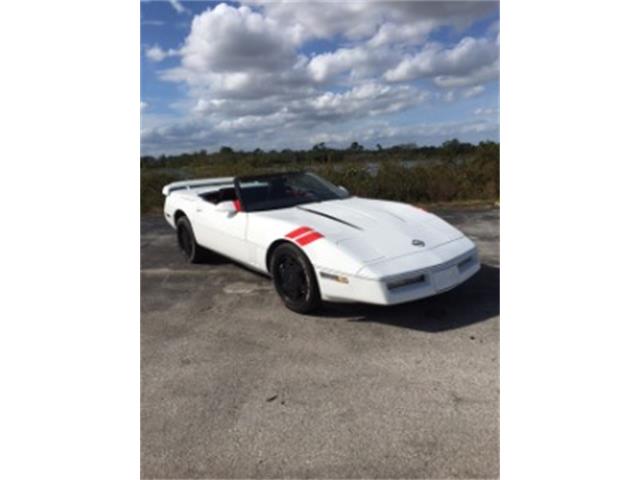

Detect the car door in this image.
[193,198,249,263]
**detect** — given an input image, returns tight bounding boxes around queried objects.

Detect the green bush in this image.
[140,140,499,213]
[141,170,182,213]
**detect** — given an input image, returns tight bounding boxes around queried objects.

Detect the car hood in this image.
[257,197,465,263]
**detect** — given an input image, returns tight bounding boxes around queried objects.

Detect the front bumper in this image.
[318,238,480,305]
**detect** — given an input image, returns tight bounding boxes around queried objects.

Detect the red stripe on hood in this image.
[285,226,312,239]
[296,231,324,246]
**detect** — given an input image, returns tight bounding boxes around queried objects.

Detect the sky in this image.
[141,1,499,155]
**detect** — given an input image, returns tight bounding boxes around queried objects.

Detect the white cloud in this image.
[168,0,187,15]
[140,101,148,111]
[165,3,499,96]
[142,1,500,154]
[179,4,297,74]
[474,107,499,116]
[438,84,488,104]
[442,90,456,103]
[145,44,180,63]
[462,85,486,98]
[245,1,378,42]
[141,120,219,154]
[433,59,499,88]
[141,20,165,27]
[303,83,425,121]
[368,20,438,48]
[307,46,399,83]
[200,83,425,132]
[384,36,499,84]
[141,82,428,154]
[245,1,496,44]
[140,115,498,155]
[307,28,499,88]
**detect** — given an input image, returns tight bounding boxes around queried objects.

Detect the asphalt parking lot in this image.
[141,208,500,479]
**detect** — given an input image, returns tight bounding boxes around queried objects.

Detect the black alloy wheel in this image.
[176,216,206,263]
[270,243,321,313]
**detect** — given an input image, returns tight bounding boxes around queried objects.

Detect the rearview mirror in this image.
[338,185,350,196]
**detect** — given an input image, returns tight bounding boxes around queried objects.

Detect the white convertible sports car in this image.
[162,171,480,313]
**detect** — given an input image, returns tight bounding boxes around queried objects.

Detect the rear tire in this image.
[176,217,207,264]
[270,243,321,314]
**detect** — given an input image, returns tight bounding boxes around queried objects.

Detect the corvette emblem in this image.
[412,239,426,247]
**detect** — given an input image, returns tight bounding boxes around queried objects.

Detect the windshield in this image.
[236,172,348,212]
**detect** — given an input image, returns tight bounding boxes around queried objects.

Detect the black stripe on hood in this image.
[296,206,363,231]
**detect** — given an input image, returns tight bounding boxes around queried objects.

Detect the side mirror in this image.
[214,200,237,214]
[338,185,350,197]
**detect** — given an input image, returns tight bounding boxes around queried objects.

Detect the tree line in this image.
[141,139,499,213]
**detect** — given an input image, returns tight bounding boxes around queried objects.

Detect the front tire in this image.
[176,216,207,264]
[270,243,321,314]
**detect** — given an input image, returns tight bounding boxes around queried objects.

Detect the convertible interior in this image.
[201,187,237,204]
[200,175,330,212]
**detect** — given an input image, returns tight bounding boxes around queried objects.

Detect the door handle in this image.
[196,208,202,213]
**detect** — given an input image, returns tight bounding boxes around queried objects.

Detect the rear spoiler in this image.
[162,177,235,196]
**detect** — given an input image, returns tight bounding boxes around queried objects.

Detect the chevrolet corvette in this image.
[162,171,480,313]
